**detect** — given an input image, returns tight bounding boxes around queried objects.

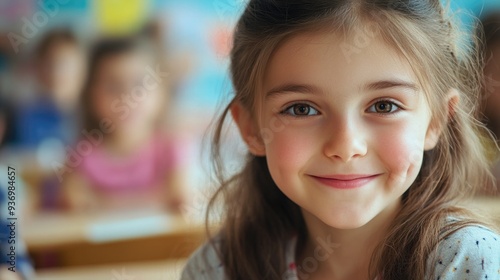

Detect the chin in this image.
[320,211,375,230]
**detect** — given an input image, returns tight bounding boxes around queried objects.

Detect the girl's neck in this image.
[296,200,401,280]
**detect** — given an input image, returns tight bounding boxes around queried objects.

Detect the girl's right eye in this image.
[281,103,319,117]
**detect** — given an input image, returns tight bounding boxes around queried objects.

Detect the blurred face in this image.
[90,51,165,130]
[239,31,441,230]
[38,41,85,108]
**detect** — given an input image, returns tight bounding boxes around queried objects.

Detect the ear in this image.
[230,101,266,156]
[424,89,459,150]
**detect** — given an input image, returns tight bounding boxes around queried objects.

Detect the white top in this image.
[181,225,500,279]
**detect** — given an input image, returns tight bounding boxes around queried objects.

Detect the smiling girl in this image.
[182,1,500,279]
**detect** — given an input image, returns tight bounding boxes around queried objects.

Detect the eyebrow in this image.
[265,79,419,99]
[364,79,419,92]
[265,83,323,99]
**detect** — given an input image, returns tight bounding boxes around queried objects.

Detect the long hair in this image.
[207,1,497,279]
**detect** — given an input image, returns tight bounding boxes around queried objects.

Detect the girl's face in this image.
[239,31,442,230]
[90,51,165,130]
[38,42,85,107]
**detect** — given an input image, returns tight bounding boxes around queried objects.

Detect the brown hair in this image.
[207,0,497,279]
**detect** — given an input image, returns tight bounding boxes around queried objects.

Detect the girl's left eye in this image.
[281,103,319,117]
[368,100,401,114]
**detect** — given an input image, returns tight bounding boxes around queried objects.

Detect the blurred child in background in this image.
[481,12,500,191]
[61,36,188,213]
[10,29,86,149]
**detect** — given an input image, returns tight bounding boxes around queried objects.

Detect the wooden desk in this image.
[24,210,215,267]
[24,197,499,268]
[35,259,186,280]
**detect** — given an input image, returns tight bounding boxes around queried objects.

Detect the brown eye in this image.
[282,103,319,116]
[372,101,397,113]
[293,104,310,115]
[376,101,392,113]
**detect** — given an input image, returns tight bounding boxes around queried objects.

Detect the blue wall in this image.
[451,0,500,28]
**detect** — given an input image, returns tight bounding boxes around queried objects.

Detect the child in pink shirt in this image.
[61,36,188,213]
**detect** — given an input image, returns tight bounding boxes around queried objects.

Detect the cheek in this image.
[374,122,427,177]
[144,91,164,112]
[91,93,111,119]
[264,126,317,183]
[92,91,124,123]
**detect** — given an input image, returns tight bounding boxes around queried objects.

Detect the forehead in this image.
[98,51,151,74]
[262,30,419,96]
[44,40,79,56]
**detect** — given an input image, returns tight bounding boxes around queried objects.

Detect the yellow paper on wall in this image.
[94,0,148,35]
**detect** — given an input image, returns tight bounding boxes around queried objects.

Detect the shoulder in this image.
[181,238,226,280]
[430,225,500,279]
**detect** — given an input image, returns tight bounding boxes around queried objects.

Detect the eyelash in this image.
[279,99,403,118]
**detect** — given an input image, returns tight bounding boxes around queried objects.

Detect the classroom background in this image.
[0,0,499,279]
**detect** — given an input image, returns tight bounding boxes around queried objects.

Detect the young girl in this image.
[61,36,187,213]
[182,0,500,279]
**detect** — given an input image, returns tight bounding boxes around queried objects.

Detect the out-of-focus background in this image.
[0,1,499,279]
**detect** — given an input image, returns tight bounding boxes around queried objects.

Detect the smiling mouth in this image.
[309,174,381,189]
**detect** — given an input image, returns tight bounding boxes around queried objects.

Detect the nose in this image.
[323,117,367,162]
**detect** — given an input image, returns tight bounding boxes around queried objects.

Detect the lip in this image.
[309,174,380,189]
